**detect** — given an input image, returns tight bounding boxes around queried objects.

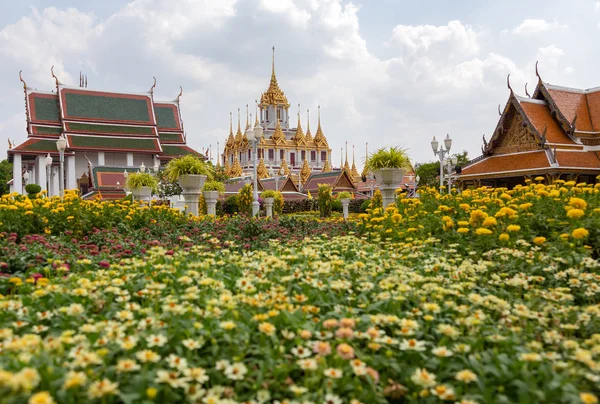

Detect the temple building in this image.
[7,70,200,197]
[458,64,600,188]
[221,48,333,185]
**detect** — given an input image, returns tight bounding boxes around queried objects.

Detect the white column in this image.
[127,153,134,167]
[51,167,59,197]
[66,155,77,190]
[36,155,47,191]
[12,153,22,194]
[153,155,160,169]
[97,152,105,166]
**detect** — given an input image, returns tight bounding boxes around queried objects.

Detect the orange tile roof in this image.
[555,151,600,169]
[546,88,592,131]
[519,100,576,144]
[461,151,550,176]
[587,91,600,131]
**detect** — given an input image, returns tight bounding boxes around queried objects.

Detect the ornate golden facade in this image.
[221,48,332,182]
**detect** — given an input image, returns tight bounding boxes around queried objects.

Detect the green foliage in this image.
[222,195,239,215]
[273,191,284,215]
[415,151,469,187]
[25,184,41,198]
[125,172,158,191]
[317,184,332,218]
[202,180,226,193]
[209,163,230,183]
[331,198,342,212]
[0,160,12,196]
[365,147,411,171]
[337,191,351,200]
[371,189,383,210]
[165,155,213,182]
[261,190,277,198]
[237,184,253,216]
[360,199,371,213]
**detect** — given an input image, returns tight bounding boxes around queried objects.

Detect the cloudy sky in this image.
[1,0,599,168]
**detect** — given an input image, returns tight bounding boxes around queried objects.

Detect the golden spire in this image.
[260,46,290,107]
[257,157,269,179]
[322,154,331,173]
[245,104,249,130]
[255,100,259,126]
[235,108,243,146]
[300,154,312,184]
[361,142,369,178]
[224,157,231,176]
[216,141,221,167]
[226,112,234,148]
[293,104,305,145]
[280,155,291,175]
[230,156,243,177]
[344,141,350,171]
[305,109,313,142]
[271,119,286,144]
[351,144,360,182]
[314,105,328,147]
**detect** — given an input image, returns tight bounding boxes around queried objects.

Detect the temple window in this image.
[277,108,281,120]
[248,150,251,160]
[321,151,327,162]
[280,150,284,160]
[311,151,316,162]
[301,151,306,161]
[268,149,274,160]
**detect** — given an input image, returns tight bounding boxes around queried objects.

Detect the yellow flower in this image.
[569,197,587,210]
[580,393,599,404]
[572,228,589,239]
[533,237,546,245]
[482,217,497,227]
[28,392,55,404]
[499,233,509,241]
[457,228,469,233]
[258,322,276,336]
[506,225,521,232]
[475,228,493,235]
[146,387,158,399]
[566,208,585,219]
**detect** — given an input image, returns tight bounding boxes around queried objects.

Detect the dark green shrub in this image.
[360,199,371,213]
[25,184,41,198]
[222,195,239,215]
[331,199,342,212]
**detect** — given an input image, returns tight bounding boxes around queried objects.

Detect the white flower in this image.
[324,393,343,404]
[399,339,427,351]
[224,362,248,380]
[432,346,454,357]
[184,367,210,384]
[167,354,188,371]
[291,345,312,358]
[323,368,343,379]
[296,359,318,371]
[215,360,230,371]
[411,368,437,387]
[146,334,167,348]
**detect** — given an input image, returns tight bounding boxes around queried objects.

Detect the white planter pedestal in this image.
[178,175,206,216]
[203,190,219,216]
[341,198,350,220]
[374,168,405,208]
[131,186,152,203]
[264,197,274,218]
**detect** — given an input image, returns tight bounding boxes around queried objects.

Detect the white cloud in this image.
[512,19,566,35]
[536,45,564,72]
[390,20,479,56]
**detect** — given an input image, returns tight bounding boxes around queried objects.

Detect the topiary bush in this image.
[25,184,41,198]
[318,184,332,218]
[237,184,253,216]
[221,195,238,215]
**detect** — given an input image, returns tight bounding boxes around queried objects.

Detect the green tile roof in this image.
[68,135,160,151]
[154,106,179,129]
[162,145,197,157]
[32,126,62,135]
[64,92,152,123]
[32,95,60,122]
[159,132,184,142]
[66,122,155,136]
[16,139,59,153]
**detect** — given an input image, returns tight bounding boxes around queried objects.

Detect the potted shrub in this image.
[25,184,42,199]
[165,155,213,216]
[365,147,410,208]
[125,172,157,202]
[202,180,225,216]
[261,190,277,218]
[337,191,352,220]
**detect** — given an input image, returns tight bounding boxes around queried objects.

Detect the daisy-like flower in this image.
[455,369,478,383]
[184,367,209,384]
[136,349,161,363]
[291,345,312,358]
[146,334,167,348]
[432,346,453,358]
[28,391,55,404]
[350,359,368,376]
[323,368,343,379]
[324,394,343,404]
[219,321,236,331]
[167,354,188,371]
[411,368,436,388]
[62,371,87,390]
[182,338,204,350]
[258,322,276,336]
[400,339,427,351]
[115,359,140,373]
[215,360,230,371]
[336,343,355,360]
[155,370,190,389]
[87,378,119,399]
[289,385,308,396]
[297,358,318,371]
[431,384,456,401]
[312,341,332,356]
[224,362,248,380]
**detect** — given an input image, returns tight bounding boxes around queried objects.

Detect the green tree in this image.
[415,151,468,188]
[0,160,13,196]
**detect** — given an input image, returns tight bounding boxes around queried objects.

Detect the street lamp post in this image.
[431,134,452,193]
[56,134,67,197]
[44,154,52,196]
[245,114,262,217]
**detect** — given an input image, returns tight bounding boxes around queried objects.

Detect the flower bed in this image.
[0,182,599,403]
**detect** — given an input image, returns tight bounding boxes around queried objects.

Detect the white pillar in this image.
[51,167,59,197]
[12,153,22,194]
[127,153,134,167]
[153,155,160,169]
[97,152,105,166]
[66,155,77,190]
[36,155,47,191]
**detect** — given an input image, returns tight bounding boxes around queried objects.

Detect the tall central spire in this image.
[272,46,276,78]
[260,46,290,107]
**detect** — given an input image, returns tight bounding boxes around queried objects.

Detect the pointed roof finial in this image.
[19,70,27,90]
[176,86,183,103]
[150,76,157,96]
[272,46,276,76]
[525,82,530,98]
[51,65,59,86]
[237,108,241,133]
[507,74,513,94]
[245,104,249,130]
[535,61,541,81]
[498,104,502,116]
[230,111,233,134]
[255,100,259,126]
